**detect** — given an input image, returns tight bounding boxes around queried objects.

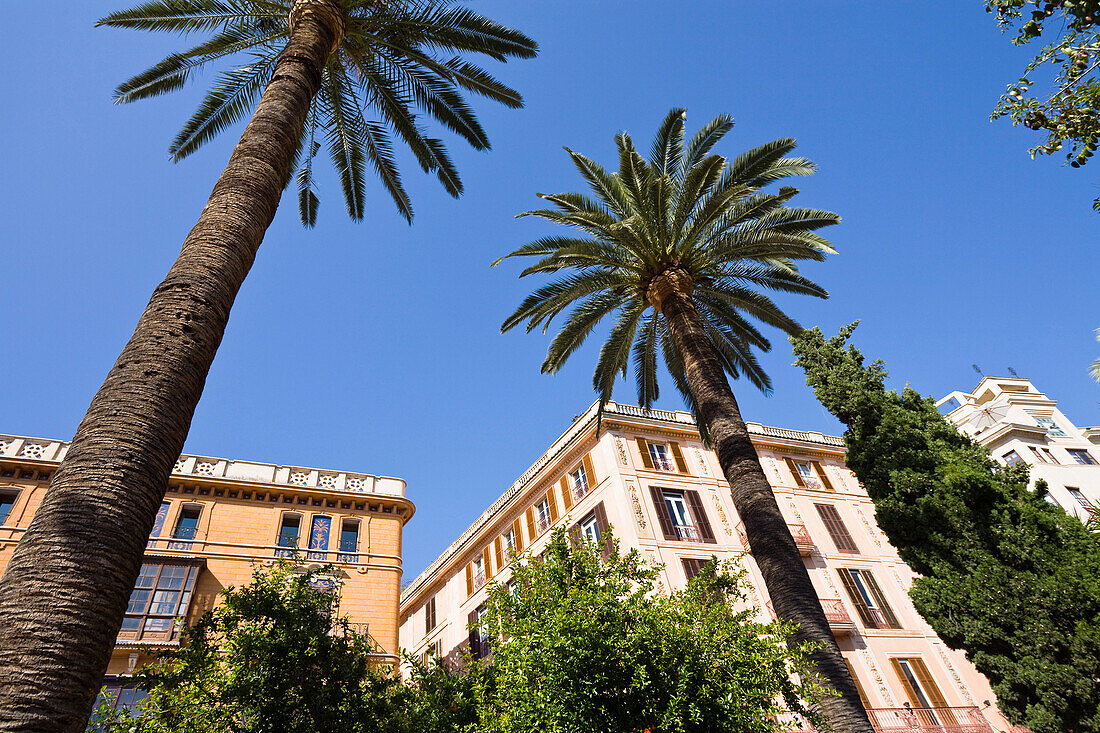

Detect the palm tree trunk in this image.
[0,5,341,731]
[658,279,874,733]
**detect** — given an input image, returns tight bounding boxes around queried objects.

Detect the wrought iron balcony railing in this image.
[735,521,814,555]
[778,706,995,732]
[673,524,702,542]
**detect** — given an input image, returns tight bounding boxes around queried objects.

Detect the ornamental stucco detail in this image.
[862,649,896,706]
[709,492,732,537]
[614,437,629,466]
[854,505,883,548]
[693,447,709,475]
[626,481,649,536]
[935,643,976,705]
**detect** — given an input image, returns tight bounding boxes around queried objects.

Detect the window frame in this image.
[168,504,203,550]
[814,503,859,553]
[1034,415,1068,437]
[1067,487,1096,514]
[337,518,360,562]
[118,559,201,643]
[0,489,19,526]
[535,498,552,534]
[662,490,699,542]
[1068,449,1097,465]
[1001,449,1024,466]
[839,568,902,629]
[276,512,303,557]
[648,442,676,472]
[570,464,590,499]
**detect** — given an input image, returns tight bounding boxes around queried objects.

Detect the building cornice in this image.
[0,434,410,518]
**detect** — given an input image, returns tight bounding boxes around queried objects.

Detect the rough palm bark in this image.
[0,3,342,731]
[650,268,874,733]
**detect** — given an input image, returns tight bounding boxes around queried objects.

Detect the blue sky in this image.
[1,1,1097,580]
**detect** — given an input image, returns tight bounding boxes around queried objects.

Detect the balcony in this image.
[780,706,995,732]
[819,598,856,635]
[673,524,702,542]
[735,521,814,556]
[536,515,553,535]
[473,570,487,591]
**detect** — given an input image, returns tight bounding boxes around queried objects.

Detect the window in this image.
[1035,416,1068,437]
[95,683,148,717]
[579,513,601,545]
[814,504,859,553]
[169,505,201,550]
[1002,450,1024,466]
[891,658,954,724]
[468,605,490,659]
[838,568,901,629]
[503,528,517,557]
[337,519,359,563]
[1068,449,1097,465]
[784,458,835,491]
[424,596,437,635]
[1030,446,1057,464]
[681,557,711,580]
[307,515,331,561]
[571,465,590,499]
[1043,492,1061,507]
[473,556,486,588]
[663,491,698,541]
[0,491,17,525]
[276,513,301,557]
[650,488,716,543]
[1067,487,1096,514]
[119,561,200,642]
[636,438,689,473]
[535,498,552,534]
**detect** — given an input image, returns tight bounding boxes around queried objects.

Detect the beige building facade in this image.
[0,434,412,708]
[399,401,1019,733]
[937,376,1100,520]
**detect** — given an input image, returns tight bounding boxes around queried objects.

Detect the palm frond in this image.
[649,108,686,178]
[633,309,660,407]
[592,302,645,407]
[542,291,628,374]
[96,0,282,34]
[500,271,631,334]
[322,66,368,220]
[681,113,734,176]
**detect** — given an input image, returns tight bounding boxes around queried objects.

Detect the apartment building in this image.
[937,376,1100,520]
[0,434,412,710]
[399,401,1017,733]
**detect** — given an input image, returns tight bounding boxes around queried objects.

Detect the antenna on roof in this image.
[1007,367,1019,377]
[972,364,984,376]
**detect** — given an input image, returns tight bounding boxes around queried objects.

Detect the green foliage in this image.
[984,1,1100,209]
[98,0,537,224]
[495,109,838,430]
[466,529,824,733]
[791,324,1100,733]
[88,562,472,733]
[1091,327,1100,381]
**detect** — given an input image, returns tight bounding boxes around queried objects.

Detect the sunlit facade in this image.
[399,401,1020,733]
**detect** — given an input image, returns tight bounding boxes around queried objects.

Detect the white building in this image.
[937,377,1100,520]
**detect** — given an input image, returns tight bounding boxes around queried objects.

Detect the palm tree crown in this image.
[496,109,839,423]
[99,0,537,224]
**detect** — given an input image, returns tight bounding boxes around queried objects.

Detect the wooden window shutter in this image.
[547,492,559,523]
[838,569,876,627]
[636,438,654,469]
[513,517,525,552]
[681,557,706,580]
[582,452,596,485]
[649,487,678,541]
[812,461,835,491]
[843,658,871,708]
[862,571,901,629]
[526,507,536,540]
[784,457,806,487]
[685,490,716,543]
[594,502,611,558]
[669,442,689,474]
[482,546,493,579]
[465,563,474,597]
[814,503,859,553]
[559,476,572,510]
[568,519,582,546]
[494,537,504,570]
[468,610,481,659]
[908,658,949,709]
[425,597,436,635]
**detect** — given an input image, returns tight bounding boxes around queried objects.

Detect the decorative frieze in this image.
[709,492,732,537]
[614,437,629,466]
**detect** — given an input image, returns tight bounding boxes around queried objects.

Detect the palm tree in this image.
[496,109,873,732]
[0,2,535,729]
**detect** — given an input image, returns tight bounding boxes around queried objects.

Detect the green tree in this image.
[468,529,823,733]
[494,109,871,731]
[0,3,535,730]
[792,323,1100,733]
[1091,327,1100,381]
[89,562,476,733]
[984,0,1100,210]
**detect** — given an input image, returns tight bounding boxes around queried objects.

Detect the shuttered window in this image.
[571,503,612,558]
[118,560,201,642]
[814,504,859,553]
[494,536,505,571]
[512,517,525,552]
[482,546,493,580]
[559,476,573,510]
[468,607,491,659]
[838,568,901,629]
[424,596,436,635]
[636,439,690,473]
[890,657,955,724]
[785,458,835,491]
[681,557,710,580]
[648,488,715,543]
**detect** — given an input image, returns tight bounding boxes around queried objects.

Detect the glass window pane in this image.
[126,589,151,614]
[173,507,200,540]
[151,590,180,614]
[278,515,301,547]
[340,523,359,552]
[0,494,16,525]
[143,618,172,633]
[120,617,140,631]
